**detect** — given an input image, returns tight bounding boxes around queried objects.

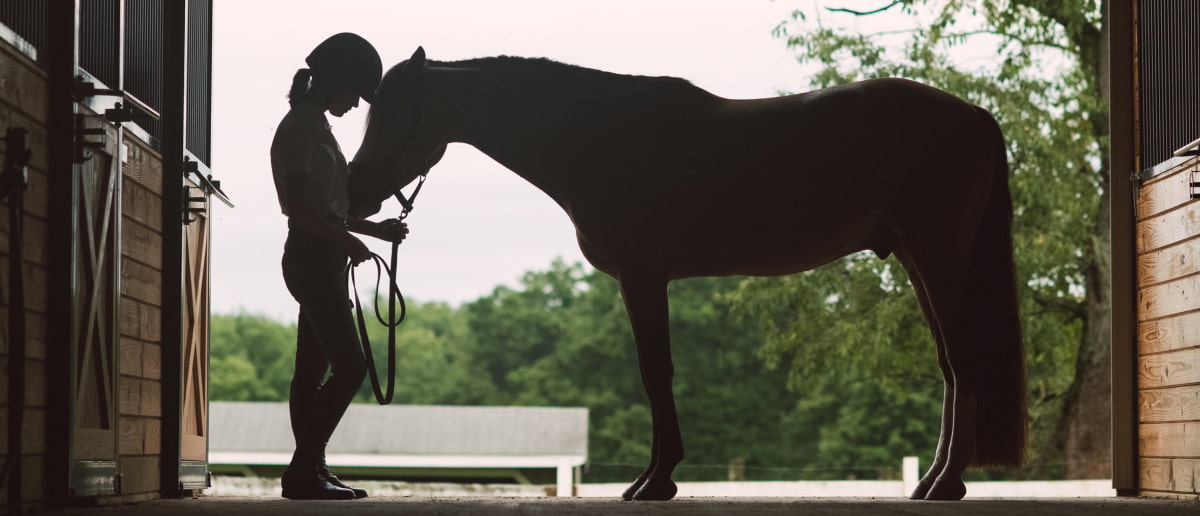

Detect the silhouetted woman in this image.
[270,32,407,500]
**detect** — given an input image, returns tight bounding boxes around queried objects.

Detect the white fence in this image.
[209,457,1117,498]
[577,457,1115,498]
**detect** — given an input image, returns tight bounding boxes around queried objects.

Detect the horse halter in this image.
[356,57,431,220]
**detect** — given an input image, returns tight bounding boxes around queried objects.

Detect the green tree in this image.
[353,299,498,405]
[732,0,1109,477]
[209,311,298,401]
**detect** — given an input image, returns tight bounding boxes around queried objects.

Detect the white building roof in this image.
[208,401,589,468]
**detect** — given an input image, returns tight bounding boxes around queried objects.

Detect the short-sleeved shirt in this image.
[270,101,349,220]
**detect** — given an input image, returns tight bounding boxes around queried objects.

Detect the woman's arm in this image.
[346,217,409,244]
[284,173,371,263]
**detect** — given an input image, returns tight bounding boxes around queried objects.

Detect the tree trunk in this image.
[1061,0,1112,480]
[1062,184,1112,479]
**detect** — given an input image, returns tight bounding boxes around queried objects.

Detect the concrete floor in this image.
[45,496,1200,516]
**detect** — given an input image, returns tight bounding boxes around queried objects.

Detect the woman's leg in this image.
[288,289,366,468]
[289,311,328,444]
[280,229,365,499]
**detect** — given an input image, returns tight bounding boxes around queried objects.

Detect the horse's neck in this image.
[432,68,579,204]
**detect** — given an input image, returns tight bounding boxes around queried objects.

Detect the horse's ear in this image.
[410,46,426,70]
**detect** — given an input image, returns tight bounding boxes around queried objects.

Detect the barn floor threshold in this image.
[46,496,1200,515]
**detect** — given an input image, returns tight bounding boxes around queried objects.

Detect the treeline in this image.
[212,258,1021,482]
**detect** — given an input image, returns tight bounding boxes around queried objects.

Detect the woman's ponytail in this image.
[288,68,312,107]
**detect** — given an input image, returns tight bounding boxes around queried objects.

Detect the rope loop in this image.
[345,241,405,404]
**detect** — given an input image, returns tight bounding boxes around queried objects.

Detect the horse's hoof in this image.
[909,480,933,500]
[632,477,677,501]
[923,479,966,501]
[621,477,646,501]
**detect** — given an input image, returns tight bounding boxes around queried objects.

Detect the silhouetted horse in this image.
[349,47,1026,501]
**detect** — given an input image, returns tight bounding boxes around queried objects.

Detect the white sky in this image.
[208,0,844,321]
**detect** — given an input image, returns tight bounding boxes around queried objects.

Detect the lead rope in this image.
[346,171,428,405]
[346,243,404,404]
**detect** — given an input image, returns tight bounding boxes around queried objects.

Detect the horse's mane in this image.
[370,55,715,132]
[378,55,707,105]
[439,56,695,90]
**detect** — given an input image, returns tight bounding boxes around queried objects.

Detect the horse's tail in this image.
[968,105,1028,468]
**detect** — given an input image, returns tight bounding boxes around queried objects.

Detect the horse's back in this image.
[569,78,1003,278]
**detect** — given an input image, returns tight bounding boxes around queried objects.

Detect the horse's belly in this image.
[666,213,897,279]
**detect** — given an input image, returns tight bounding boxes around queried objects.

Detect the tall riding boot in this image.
[281,463,355,500]
[319,458,368,499]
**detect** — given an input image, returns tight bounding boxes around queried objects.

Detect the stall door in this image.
[69,125,121,497]
[178,178,210,489]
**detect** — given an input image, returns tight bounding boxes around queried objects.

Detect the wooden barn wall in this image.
[0,34,50,511]
[1135,155,1200,499]
[0,30,174,508]
[118,134,166,501]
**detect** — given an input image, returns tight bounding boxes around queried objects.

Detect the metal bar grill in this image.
[187,0,211,165]
[80,0,119,88]
[123,0,163,141]
[1139,0,1200,168]
[0,0,47,56]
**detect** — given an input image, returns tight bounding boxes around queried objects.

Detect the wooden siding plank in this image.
[0,260,47,314]
[141,342,161,380]
[120,298,140,339]
[1140,311,1200,355]
[1140,347,1200,389]
[139,378,161,418]
[120,259,161,306]
[22,169,49,222]
[1140,422,1200,457]
[119,376,140,417]
[1141,457,1174,491]
[1140,385,1200,422]
[143,418,161,455]
[121,137,163,194]
[0,212,48,266]
[118,416,163,457]
[1138,160,1200,221]
[120,217,162,269]
[120,338,142,377]
[0,262,45,314]
[1139,274,1200,321]
[0,310,44,359]
[1140,458,1200,494]
[1138,236,1200,287]
[1177,458,1200,494]
[19,455,43,506]
[0,358,42,407]
[23,311,45,361]
[119,417,145,455]
[137,302,160,342]
[0,408,45,454]
[122,178,162,233]
[117,456,160,495]
[0,40,49,123]
[119,377,163,418]
[1137,201,1200,253]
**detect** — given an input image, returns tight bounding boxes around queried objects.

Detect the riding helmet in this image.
[305,32,383,104]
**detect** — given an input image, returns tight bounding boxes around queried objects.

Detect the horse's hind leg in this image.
[897,251,955,500]
[898,246,976,501]
[618,271,682,501]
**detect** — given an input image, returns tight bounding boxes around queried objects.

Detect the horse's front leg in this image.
[618,272,682,501]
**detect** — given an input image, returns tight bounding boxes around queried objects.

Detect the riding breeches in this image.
[281,227,367,468]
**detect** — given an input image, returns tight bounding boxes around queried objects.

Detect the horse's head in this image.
[349,46,447,218]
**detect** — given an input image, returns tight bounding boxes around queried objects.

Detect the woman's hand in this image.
[345,217,409,244]
[344,234,371,264]
[376,218,409,244]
